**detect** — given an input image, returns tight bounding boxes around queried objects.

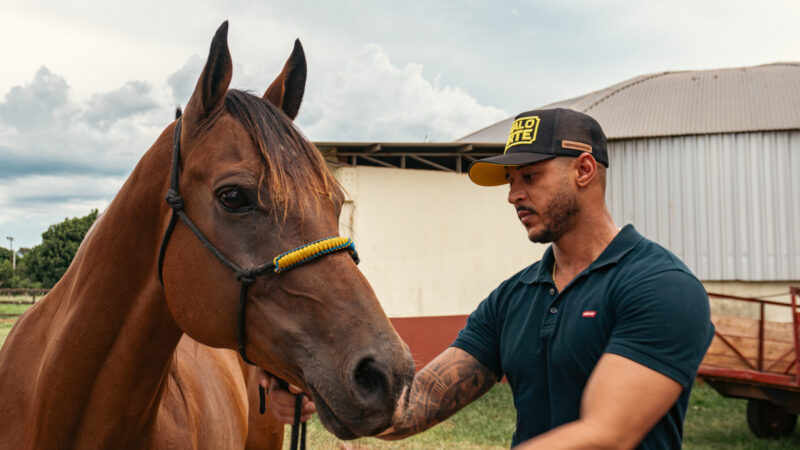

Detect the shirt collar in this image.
[519,224,643,285]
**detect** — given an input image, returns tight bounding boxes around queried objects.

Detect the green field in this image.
[0,299,33,347]
[683,383,800,450]
[2,305,799,448]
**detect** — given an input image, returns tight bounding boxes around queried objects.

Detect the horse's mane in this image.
[223,89,339,221]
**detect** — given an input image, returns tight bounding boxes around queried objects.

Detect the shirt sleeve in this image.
[451,286,505,379]
[604,269,714,389]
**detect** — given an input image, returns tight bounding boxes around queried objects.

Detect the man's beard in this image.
[529,183,580,244]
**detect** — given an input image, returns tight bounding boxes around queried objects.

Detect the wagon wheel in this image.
[746,399,797,438]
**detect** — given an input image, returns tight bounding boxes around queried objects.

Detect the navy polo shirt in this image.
[452,225,714,448]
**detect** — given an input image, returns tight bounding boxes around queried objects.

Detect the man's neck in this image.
[551,207,619,285]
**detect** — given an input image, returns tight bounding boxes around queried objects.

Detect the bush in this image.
[22,210,98,288]
[0,260,13,287]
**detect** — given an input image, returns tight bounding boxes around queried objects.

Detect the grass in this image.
[282,383,800,449]
[2,306,800,448]
[0,300,33,347]
[683,382,800,449]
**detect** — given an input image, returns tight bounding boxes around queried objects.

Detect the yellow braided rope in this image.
[273,236,352,272]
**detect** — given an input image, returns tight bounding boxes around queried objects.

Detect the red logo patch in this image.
[582,311,597,318]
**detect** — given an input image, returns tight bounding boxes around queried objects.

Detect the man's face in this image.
[505,158,580,244]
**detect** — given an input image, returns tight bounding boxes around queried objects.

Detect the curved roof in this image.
[459,62,800,141]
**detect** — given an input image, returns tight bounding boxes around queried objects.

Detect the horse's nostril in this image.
[353,357,390,405]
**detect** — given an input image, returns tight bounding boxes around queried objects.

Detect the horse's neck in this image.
[0,141,182,448]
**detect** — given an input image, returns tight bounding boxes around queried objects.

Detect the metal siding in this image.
[607,131,799,281]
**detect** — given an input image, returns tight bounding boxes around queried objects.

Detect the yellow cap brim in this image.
[467,161,511,186]
[467,153,556,186]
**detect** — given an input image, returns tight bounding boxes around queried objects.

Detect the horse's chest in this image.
[155,339,250,449]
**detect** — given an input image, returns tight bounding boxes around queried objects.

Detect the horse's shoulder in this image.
[156,336,249,449]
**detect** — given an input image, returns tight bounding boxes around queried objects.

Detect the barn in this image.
[316,62,800,367]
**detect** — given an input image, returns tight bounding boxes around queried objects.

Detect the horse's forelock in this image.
[223,90,339,222]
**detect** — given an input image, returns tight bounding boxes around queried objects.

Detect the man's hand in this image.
[378,347,497,440]
[258,370,316,424]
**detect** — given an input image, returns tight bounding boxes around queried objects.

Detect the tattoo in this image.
[382,347,497,439]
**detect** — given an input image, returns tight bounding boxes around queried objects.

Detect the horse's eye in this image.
[219,188,250,212]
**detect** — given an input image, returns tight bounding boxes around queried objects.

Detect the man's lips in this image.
[516,207,535,222]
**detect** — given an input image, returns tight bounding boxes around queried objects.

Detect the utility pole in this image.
[6,236,14,270]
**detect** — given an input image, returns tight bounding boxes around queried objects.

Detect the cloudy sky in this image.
[1,0,799,249]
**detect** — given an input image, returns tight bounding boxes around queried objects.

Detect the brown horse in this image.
[0,22,414,449]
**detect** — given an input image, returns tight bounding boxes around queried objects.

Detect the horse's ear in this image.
[183,21,232,130]
[263,39,307,120]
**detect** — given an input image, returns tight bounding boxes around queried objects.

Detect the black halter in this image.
[158,116,357,449]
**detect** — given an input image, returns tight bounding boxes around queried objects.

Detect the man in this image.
[265,108,714,448]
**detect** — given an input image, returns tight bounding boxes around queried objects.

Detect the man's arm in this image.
[379,346,498,439]
[515,353,682,449]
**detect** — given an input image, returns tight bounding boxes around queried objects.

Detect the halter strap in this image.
[157,116,357,450]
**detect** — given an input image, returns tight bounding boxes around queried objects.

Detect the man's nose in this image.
[508,182,525,205]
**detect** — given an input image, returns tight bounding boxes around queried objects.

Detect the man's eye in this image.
[219,188,250,212]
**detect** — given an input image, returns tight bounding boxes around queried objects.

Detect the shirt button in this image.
[549,288,555,295]
[549,307,558,314]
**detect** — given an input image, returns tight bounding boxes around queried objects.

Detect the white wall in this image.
[334,166,546,318]
[334,165,800,321]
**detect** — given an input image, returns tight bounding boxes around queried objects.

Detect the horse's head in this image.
[159,22,413,438]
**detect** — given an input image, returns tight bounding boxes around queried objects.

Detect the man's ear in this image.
[574,153,598,188]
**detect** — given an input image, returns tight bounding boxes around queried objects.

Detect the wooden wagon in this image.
[698,287,800,438]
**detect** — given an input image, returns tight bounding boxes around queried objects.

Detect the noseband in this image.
[157,117,357,449]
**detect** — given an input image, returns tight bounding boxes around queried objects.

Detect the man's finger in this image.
[258,370,270,389]
[302,397,317,415]
[266,378,302,424]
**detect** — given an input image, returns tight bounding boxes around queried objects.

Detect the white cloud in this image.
[0,66,170,178]
[0,174,123,248]
[298,44,507,142]
[167,55,205,108]
[0,66,173,248]
[84,81,159,132]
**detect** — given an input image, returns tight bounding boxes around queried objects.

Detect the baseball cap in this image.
[467,108,608,186]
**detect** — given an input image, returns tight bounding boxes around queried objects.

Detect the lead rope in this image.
[292,394,307,450]
[158,117,357,450]
[237,274,305,449]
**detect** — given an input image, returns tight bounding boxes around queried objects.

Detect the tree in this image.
[0,259,13,287]
[22,210,99,288]
[0,247,12,263]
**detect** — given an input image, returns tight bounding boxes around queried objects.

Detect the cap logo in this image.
[505,116,540,153]
[562,140,592,153]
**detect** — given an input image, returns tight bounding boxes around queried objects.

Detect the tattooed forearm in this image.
[381,347,497,439]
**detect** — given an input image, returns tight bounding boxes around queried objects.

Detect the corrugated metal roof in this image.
[458,62,800,141]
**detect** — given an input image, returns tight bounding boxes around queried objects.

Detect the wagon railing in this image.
[699,287,800,389]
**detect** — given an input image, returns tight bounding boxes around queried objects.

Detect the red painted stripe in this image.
[390,315,469,371]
